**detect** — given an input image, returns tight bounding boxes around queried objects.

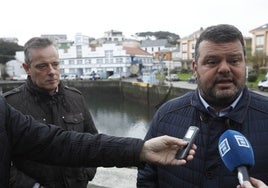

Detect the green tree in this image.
[0,39,23,79]
[135,31,180,45]
[248,52,265,71]
[0,39,23,64]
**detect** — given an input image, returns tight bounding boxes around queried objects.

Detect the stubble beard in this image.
[197,73,245,108]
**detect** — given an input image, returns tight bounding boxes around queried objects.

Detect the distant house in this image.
[6,60,26,79]
[5,51,26,79]
[141,39,171,55]
[104,30,125,42]
[250,23,268,67]
[140,39,178,71]
[177,27,204,70]
[171,48,182,70]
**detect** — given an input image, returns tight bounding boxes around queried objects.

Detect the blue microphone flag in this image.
[218,130,254,172]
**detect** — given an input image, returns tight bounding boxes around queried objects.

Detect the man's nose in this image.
[218,60,231,73]
[47,64,57,73]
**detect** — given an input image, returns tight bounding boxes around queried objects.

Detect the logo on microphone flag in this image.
[234,135,250,148]
[219,134,251,157]
[219,138,230,157]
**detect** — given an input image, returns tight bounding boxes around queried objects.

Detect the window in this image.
[182,53,187,60]
[85,59,91,64]
[77,59,83,64]
[182,43,187,52]
[97,59,103,64]
[256,47,263,53]
[105,50,113,58]
[116,58,123,63]
[191,43,195,50]
[256,35,264,46]
[76,45,82,58]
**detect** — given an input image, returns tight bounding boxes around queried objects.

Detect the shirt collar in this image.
[198,90,243,117]
[55,86,59,93]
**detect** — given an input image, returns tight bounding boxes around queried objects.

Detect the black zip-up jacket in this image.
[0,95,144,188]
[137,87,268,188]
[4,78,98,188]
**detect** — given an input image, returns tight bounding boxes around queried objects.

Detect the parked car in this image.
[80,73,101,80]
[94,74,101,80]
[138,73,158,84]
[108,74,121,80]
[80,74,93,80]
[166,74,179,81]
[258,77,268,91]
[65,74,78,80]
[12,74,28,81]
[188,77,196,84]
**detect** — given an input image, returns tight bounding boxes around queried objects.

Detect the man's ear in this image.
[192,61,197,79]
[22,63,31,75]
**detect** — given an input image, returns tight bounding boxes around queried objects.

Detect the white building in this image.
[140,39,176,55]
[58,42,153,78]
[6,60,25,78]
[74,33,90,46]
[6,51,26,79]
[104,30,125,42]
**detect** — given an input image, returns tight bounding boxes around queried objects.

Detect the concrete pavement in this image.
[88,167,137,188]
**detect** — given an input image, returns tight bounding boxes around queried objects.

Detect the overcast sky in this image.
[1,0,267,45]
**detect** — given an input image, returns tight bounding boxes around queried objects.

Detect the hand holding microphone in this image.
[218,130,254,185]
[237,177,268,188]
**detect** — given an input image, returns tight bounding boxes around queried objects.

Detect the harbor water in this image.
[84,92,156,188]
[84,92,156,139]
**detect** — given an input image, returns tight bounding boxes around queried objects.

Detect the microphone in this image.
[218,130,254,185]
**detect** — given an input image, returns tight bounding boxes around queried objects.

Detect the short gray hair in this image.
[24,37,54,64]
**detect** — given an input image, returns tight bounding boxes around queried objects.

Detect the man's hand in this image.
[237,177,268,188]
[139,135,196,165]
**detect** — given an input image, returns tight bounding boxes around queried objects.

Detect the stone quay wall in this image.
[0,80,192,108]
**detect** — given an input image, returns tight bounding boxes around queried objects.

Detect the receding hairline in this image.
[24,37,56,64]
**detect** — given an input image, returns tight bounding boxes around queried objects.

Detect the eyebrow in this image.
[204,52,243,59]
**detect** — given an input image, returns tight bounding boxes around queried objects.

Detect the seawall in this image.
[0,80,193,107]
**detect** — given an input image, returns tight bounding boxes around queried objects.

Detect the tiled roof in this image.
[250,23,268,32]
[141,39,168,47]
[123,46,151,55]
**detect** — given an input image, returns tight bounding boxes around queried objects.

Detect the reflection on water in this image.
[85,93,155,139]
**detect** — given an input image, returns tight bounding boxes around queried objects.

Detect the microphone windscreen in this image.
[218,130,254,172]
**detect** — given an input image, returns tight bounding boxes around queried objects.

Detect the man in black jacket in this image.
[0,94,196,188]
[4,37,99,188]
[137,24,268,187]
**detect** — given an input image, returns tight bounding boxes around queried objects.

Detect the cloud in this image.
[1,0,267,45]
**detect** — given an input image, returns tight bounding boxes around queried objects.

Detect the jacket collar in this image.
[25,77,65,99]
[191,87,250,124]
